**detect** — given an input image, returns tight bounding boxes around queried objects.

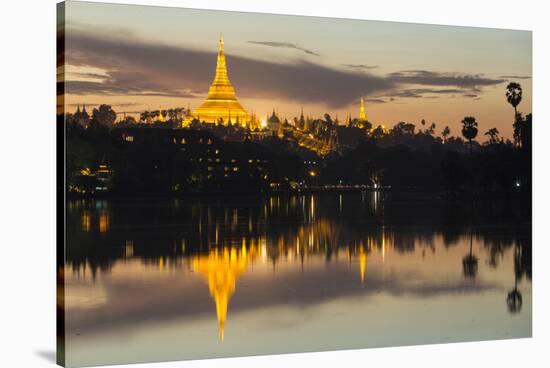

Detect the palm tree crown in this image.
[461,116,478,142]
[506,82,523,114]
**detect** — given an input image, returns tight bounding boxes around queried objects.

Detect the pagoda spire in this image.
[359,96,366,122]
[213,33,230,86]
[186,35,251,127]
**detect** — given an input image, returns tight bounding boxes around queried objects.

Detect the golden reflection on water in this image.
[99,213,109,233]
[81,210,110,233]
[359,246,367,285]
[67,195,530,344]
[81,211,91,232]
[192,245,260,341]
[189,238,373,341]
[70,208,401,340]
[124,240,134,258]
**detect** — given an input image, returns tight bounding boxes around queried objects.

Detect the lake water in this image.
[61,192,531,367]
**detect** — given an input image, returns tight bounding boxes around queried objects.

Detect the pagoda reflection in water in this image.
[65,194,530,342]
[192,244,258,341]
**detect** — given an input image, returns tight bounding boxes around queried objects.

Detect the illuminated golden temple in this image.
[185,35,256,128]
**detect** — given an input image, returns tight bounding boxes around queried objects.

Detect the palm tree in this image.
[461,116,478,153]
[506,82,523,119]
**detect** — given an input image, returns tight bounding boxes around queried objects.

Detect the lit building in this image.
[185,35,256,129]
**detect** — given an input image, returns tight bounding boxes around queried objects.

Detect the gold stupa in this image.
[186,35,254,128]
[359,96,367,122]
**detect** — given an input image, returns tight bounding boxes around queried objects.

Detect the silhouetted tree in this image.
[461,116,478,153]
[92,104,116,127]
[522,113,532,151]
[442,126,450,143]
[120,116,137,125]
[391,122,416,137]
[324,113,333,125]
[513,112,532,149]
[428,122,436,135]
[485,127,501,145]
[371,125,386,140]
[506,82,523,119]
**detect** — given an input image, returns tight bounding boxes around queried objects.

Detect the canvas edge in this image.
[56,1,67,367]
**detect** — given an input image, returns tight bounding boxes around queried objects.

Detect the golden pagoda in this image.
[359,96,367,122]
[186,35,254,128]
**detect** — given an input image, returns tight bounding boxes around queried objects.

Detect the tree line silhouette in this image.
[62,82,531,197]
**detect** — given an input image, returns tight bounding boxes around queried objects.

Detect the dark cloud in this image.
[377,88,467,99]
[65,28,394,108]
[247,40,320,56]
[388,70,505,89]
[499,75,531,80]
[62,80,198,98]
[343,64,379,70]
[64,27,502,108]
[67,102,143,108]
[365,98,386,104]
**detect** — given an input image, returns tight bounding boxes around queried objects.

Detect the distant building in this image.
[112,127,272,182]
[266,109,281,135]
[73,104,90,126]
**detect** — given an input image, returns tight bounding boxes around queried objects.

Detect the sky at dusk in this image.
[59,1,532,139]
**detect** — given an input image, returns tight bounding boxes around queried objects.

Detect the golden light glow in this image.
[99,213,109,233]
[124,240,134,258]
[359,246,367,285]
[192,247,259,341]
[81,211,91,232]
[359,96,367,122]
[185,35,256,129]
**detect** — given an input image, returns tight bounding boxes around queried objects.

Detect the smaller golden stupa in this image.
[359,96,367,122]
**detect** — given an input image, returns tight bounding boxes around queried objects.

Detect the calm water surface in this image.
[62,193,531,367]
